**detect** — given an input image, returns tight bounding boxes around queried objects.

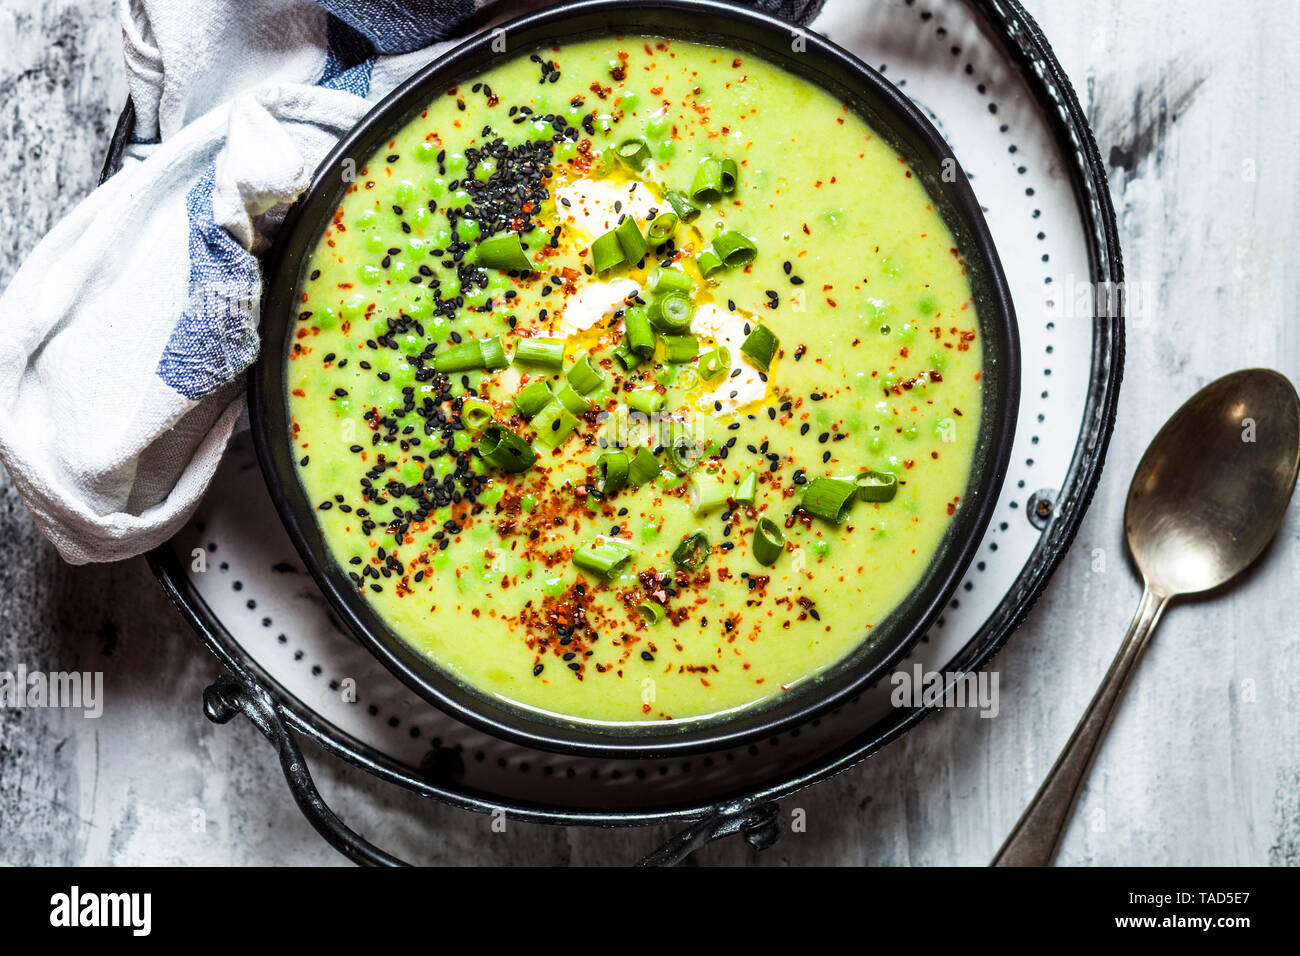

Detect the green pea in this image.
[928,350,947,371]
[399,333,424,356]
[314,306,338,330]
[656,139,677,161]
[365,233,386,254]
[474,158,496,182]
[620,90,639,112]
[428,177,447,197]
[415,141,438,163]
[902,424,919,441]
[446,152,468,176]
[645,112,670,139]
[456,219,481,242]
[554,139,578,163]
[354,209,376,229]
[440,275,461,298]
[543,576,567,598]
[917,294,938,315]
[453,430,473,452]
[639,522,660,542]
[811,538,831,559]
[520,494,538,512]
[394,180,417,206]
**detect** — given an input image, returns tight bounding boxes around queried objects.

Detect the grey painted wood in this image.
[0,0,1296,866]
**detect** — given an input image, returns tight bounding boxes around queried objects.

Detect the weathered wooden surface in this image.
[0,0,1296,865]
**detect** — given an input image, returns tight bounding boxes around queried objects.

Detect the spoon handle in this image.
[991,582,1170,866]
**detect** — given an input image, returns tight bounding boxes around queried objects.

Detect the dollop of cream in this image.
[552,277,641,336]
[554,177,661,237]
[690,303,767,415]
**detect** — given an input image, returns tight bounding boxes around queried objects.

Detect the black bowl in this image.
[249,0,1020,758]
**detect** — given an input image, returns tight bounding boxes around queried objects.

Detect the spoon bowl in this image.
[1126,368,1300,597]
[994,367,1300,866]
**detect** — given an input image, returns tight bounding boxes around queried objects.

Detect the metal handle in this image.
[640,801,783,866]
[992,582,1169,866]
[203,675,409,866]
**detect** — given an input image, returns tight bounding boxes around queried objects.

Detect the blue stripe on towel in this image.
[155,166,261,400]
[320,14,376,96]
[313,0,478,54]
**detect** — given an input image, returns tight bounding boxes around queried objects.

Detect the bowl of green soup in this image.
[250,0,1019,757]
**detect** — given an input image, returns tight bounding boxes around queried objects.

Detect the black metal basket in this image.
[108,0,1123,866]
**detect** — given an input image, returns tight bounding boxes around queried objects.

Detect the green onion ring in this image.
[637,601,665,625]
[720,157,739,194]
[591,229,625,273]
[698,347,730,380]
[689,476,731,514]
[596,451,629,495]
[460,398,494,431]
[478,425,537,473]
[649,292,694,333]
[615,216,648,266]
[572,538,634,579]
[512,380,553,419]
[695,249,724,278]
[513,336,566,369]
[801,477,858,523]
[690,157,724,204]
[711,229,758,268]
[627,387,665,415]
[752,516,785,566]
[474,233,531,272]
[739,324,778,372]
[614,138,650,171]
[647,266,691,296]
[662,334,698,364]
[555,383,591,415]
[733,470,757,505]
[628,447,660,486]
[623,305,655,358]
[646,212,679,243]
[531,400,579,447]
[566,354,604,394]
[664,190,701,222]
[671,530,710,570]
[855,469,899,502]
[612,343,642,371]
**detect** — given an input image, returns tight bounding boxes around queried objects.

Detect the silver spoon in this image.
[992,367,1300,866]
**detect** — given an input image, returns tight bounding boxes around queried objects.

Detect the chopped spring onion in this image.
[615,216,648,265]
[690,157,724,204]
[698,347,730,380]
[801,477,858,523]
[512,380,553,419]
[479,337,509,370]
[591,229,625,273]
[664,189,701,222]
[689,476,732,514]
[555,383,591,415]
[612,343,642,371]
[855,469,899,502]
[623,305,655,358]
[695,249,724,278]
[434,336,508,373]
[531,400,579,447]
[733,470,757,505]
[662,334,699,363]
[648,292,694,333]
[647,266,691,296]
[720,157,739,193]
[572,538,634,579]
[671,530,710,570]
[711,229,758,268]
[666,434,699,474]
[614,138,650,171]
[637,601,665,625]
[478,425,537,472]
[629,447,660,486]
[628,387,665,415]
[752,517,785,566]
[566,354,604,394]
[646,212,679,243]
[460,398,494,430]
[513,336,566,369]
[596,451,629,495]
[475,233,531,271]
[739,324,778,372]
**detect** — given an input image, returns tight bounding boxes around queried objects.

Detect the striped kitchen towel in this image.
[0,0,824,564]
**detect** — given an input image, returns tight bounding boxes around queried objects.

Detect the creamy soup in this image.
[286,36,983,725]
